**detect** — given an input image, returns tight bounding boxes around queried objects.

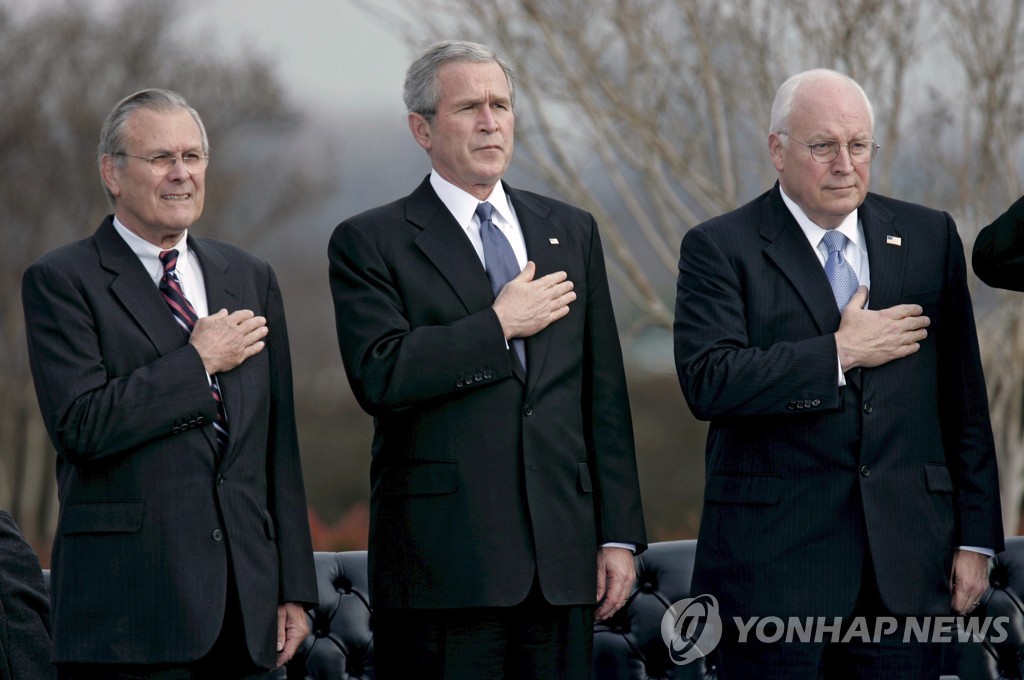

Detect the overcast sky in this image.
[186,1,414,119]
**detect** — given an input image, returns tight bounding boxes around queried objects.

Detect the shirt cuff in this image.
[959,545,995,558]
[601,542,636,553]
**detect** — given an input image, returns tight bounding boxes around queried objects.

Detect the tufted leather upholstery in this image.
[286,538,1024,679]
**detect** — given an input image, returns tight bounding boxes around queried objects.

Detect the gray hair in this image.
[97,88,209,205]
[403,40,516,122]
[769,68,875,140]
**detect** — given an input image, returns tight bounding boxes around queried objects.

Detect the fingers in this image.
[493,266,576,339]
[594,548,636,622]
[275,603,309,668]
[846,285,869,310]
[190,309,268,374]
[950,550,990,614]
[276,606,286,652]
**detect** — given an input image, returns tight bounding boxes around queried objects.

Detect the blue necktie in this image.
[822,230,859,311]
[476,202,526,371]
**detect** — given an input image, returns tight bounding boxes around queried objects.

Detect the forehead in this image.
[789,79,872,138]
[436,60,511,103]
[122,108,202,151]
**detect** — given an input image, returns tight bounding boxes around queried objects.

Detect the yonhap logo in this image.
[661,594,723,665]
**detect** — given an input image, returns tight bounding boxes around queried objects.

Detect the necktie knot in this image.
[475,202,495,224]
[821,230,848,255]
[159,249,179,275]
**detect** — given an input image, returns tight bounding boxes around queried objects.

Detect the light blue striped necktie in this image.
[821,230,859,310]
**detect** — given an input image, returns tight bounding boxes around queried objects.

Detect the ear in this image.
[408,112,432,152]
[768,133,786,173]
[100,154,122,198]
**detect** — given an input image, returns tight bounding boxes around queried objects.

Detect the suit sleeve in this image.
[972,193,1024,291]
[674,226,840,420]
[940,215,1005,551]
[261,265,317,606]
[0,511,54,680]
[582,220,647,550]
[328,219,513,416]
[22,259,215,464]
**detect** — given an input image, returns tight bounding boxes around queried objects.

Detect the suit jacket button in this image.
[197,416,206,425]
[474,372,483,381]
[483,370,493,379]
[188,419,197,428]
[787,401,796,410]
[860,465,871,478]
[171,426,181,434]
[523,405,533,416]
[812,399,821,406]
[863,403,873,414]
[211,529,224,542]
[217,474,226,486]
[456,378,464,388]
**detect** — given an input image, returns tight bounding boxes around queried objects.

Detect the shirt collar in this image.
[429,170,513,226]
[112,216,190,283]
[779,185,862,251]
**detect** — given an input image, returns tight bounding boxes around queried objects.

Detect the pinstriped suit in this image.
[22,217,317,667]
[674,184,1003,623]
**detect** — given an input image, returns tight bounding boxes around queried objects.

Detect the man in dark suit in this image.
[329,40,647,679]
[973,195,1024,289]
[22,89,317,679]
[674,69,1003,678]
[0,510,54,680]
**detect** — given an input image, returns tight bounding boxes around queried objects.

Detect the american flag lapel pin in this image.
[886,234,902,246]
[549,238,559,245]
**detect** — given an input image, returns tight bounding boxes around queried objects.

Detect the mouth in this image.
[161,193,192,201]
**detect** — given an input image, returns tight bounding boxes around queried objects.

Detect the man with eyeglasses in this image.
[21,89,317,679]
[674,68,1002,678]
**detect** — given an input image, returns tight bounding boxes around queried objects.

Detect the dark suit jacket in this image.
[329,176,647,609]
[973,193,1024,290]
[0,511,54,680]
[674,185,1003,621]
[21,217,317,667]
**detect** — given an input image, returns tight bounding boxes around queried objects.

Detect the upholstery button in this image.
[211,529,224,542]
[523,405,533,416]
[863,403,873,414]
[860,465,871,478]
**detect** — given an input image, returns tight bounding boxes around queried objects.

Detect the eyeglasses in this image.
[781,134,879,164]
[116,151,209,175]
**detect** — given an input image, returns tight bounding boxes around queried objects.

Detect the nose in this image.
[831,145,855,172]
[478,106,499,132]
[165,155,191,180]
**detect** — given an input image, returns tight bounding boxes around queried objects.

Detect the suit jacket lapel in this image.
[507,184,565,393]
[96,218,184,357]
[760,186,842,335]
[859,196,904,311]
[409,177,495,316]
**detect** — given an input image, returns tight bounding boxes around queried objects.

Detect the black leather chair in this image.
[288,537,1024,679]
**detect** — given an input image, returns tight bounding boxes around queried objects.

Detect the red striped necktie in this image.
[159,249,229,455]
